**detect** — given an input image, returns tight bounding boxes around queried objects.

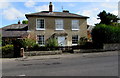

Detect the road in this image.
[2,51,119,76]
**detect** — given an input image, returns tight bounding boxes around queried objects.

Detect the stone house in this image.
[1,21,29,45]
[25,2,89,46]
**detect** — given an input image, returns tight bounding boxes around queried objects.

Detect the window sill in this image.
[72,44,78,46]
[72,29,79,31]
[55,29,64,30]
[36,28,45,30]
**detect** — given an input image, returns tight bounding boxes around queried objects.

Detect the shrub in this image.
[12,38,36,50]
[28,43,43,51]
[21,38,36,49]
[2,38,13,46]
[78,37,88,45]
[45,38,58,50]
[2,45,14,56]
[91,24,120,44]
[46,38,58,47]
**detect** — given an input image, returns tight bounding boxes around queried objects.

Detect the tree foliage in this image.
[2,45,14,56]
[22,20,28,24]
[97,10,119,25]
[91,24,120,44]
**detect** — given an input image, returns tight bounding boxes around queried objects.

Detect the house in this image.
[1,21,29,45]
[25,2,89,46]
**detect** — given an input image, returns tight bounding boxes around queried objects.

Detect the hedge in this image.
[1,45,14,57]
[91,24,120,44]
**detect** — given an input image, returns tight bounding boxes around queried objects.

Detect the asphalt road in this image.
[2,51,119,76]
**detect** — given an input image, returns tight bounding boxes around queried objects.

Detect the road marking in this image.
[18,74,26,76]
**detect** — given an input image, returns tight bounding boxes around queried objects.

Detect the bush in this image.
[78,37,88,45]
[2,45,14,56]
[91,24,120,44]
[28,44,46,51]
[21,38,36,48]
[45,38,58,50]
[46,38,58,47]
[12,38,36,51]
[2,38,13,46]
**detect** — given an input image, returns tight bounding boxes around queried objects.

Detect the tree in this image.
[91,24,120,44]
[22,20,28,24]
[0,34,1,46]
[97,10,119,25]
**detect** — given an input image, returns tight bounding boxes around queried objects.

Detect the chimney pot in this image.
[63,10,69,13]
[49,2,53,12]
[18,20,21,24]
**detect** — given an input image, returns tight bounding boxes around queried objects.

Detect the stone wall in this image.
[73,43,120,53]
[24,50,62,56]
[103,43,120,51]
[2,52,14,58]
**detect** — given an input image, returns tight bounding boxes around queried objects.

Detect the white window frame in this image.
[37,35,45,46]
[36,18,45,30]
[55,19,64,30]
[72,35,79,45]
[72,20,79,30]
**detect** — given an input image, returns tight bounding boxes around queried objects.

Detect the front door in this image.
[58,36,66,46]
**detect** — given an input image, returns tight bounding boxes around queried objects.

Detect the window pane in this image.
[72,20,79,29]
[55,19,63,29]
[37,35,45,45]
[72,35,78,44]
[37,19,45,29]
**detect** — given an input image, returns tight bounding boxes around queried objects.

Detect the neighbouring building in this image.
[1,21,29,45]
[25,2,89,46]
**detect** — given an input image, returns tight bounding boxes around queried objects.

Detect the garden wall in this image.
[2,51,14,58]
[73,43,120,53]
[103,43,120,51]
[24,50,62,56]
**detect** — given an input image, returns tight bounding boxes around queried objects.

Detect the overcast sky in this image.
[0,0,119,28]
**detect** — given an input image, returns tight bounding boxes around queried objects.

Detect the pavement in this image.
[1,50,119,62]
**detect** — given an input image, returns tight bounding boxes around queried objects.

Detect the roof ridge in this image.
[25,11,89,18]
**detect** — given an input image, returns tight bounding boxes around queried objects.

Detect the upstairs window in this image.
[36,18,45,30]
[37,35,45,45]
[72,35,78,45]
[72,20,79,30]
[55,19,64,30]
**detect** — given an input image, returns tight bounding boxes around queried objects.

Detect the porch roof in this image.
[53,33,68,36]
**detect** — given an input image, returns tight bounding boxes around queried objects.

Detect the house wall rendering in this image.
[28,17,87,46]
[26,2,88,46]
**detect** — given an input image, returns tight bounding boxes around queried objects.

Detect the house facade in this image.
[25,2,89,46]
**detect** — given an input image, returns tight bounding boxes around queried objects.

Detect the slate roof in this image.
[25,11,89,18]
[2,24,28,38]
[2,24,28,30]
[2,30,28,38]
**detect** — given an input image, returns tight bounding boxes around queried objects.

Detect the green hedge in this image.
[2,45,14,56]
[12,38,36,51]
[91,24,120,44]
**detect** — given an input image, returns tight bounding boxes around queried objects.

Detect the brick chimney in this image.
[18,20,21,24]
[49,2,52,12]
[63,10,69,13]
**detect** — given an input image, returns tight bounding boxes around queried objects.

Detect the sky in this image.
[0,0,119,28]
